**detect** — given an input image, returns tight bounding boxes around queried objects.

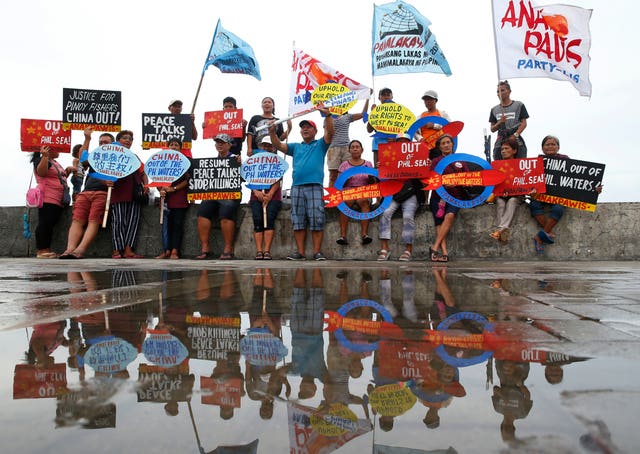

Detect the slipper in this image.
[263,251,272,260]
[377,249,390,261]
[533,238,545,254]
[112,252,123,259]
[538,230,555,244]
[255,251,264,260]
[220,252,234,260]
[195,252,215,260]
[37,252,58,259]
[59,253,82,260]
[399,250,412,262]
[125,254,144,259]
[429,247,441,262]
[361,235,373,245]
[155,252,169,259]
[336,236,349,246]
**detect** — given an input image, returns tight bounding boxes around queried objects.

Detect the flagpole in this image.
[490,0,502,82]
[191,72,205,115]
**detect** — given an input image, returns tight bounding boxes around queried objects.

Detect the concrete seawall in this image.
[2,202,638,260]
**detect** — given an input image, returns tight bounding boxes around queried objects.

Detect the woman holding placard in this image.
[109,130,147,259]
[489,137,523,243]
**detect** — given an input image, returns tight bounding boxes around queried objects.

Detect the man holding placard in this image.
[269,110,334,261]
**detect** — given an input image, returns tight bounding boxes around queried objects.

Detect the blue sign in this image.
[142,330,189,367]
[434,153,494,208]
[435,312,494,367]
[334,299,394,354]
[241,151,289,190]
[84,335,138,374]
[334,167,390,220]
[88,143,140,181]
[240,328,288,366]
[144,150,191,185]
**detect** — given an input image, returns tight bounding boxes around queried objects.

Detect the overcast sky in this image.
[2,0,637,206]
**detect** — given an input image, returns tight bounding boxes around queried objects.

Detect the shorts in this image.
[197,199,240,221]
[429,196,460,226]
[291,184,325,231]
[250,199,282,232]
[72,191,107,223]
[327,146,351,171]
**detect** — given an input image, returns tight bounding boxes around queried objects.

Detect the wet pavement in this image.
[1,258,639,454]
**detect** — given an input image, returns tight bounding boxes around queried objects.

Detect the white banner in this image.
[492,0,592,96]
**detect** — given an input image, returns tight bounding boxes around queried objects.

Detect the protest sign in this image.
[200,376,242,408]
[84,335,138,374]
[141,113,193,149]
[240,329,288,367]
[240,152,288,190]
[378,339,436,381]
[536,156,604,211]
[368,383,417,417]
[142,329,189,367]
[492,157,545,196]
[311,83,357,115]
[13,363,67,399]
[137,363,194,403]
[20,119,72,153]
[62,88,121,131]
[185,314,240,361]
[368,102,415,135]
[188,157,241,201]
[144,150,191,186]
[87,143,140,181]
[378,140,431,179]
[203,108,244,139]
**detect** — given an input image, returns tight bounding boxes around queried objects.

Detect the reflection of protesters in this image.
[289,268,327,400]
[491,360,533,442]
[27,321,66,368]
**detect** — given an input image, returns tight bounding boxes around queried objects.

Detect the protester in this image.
[247,97,291,157]
[168,99,198,143]
[336,139,374,246]
[109,130,147,259]
[249,136,283,260]
[377,134,424,262]
[530,135,602,254]
[366,87,394,166]
[489,80,529,160]
[70,144,86,201]
[490,137,523,243]
[195,133,241,260]
[428,134,468,262]
[418,90,450,143]
[327,93,370,187]
[155,138,191,259]
[59,128,113,259]
[30,145,73,258]
[269,110,334,261]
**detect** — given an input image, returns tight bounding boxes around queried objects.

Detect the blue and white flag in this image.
[202,19,261,80]
[372,0,452,76]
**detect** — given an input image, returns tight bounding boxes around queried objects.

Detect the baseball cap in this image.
[168,99,183,109]
[214,133,232,143]
[396,132,412,141]
[299,119,317,129]
[422,90,438,100]
[260,136,273,145]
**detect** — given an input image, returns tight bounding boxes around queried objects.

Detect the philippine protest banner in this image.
[368,103,416,135]
[84,335,138,374]
[492,0,592,96]
[535,156,604,211]
[187,157,241,201]
[378,140,431,179]
[372,0,452,76]
[20,119,72,153]
[492,157,545,196]
[203,109,244,139]
[142,329,189,367]
[368,382,417,417]
[141,113,193,150]
[200,376,242,408]
[13,363,67,399]
[378,339,436,381]
[62,88,121,131]
[87,143,140,181]
[310,83,357,116]
[289,48,370,117]
[240,152,288,190]
[144,149,191,187]
[136,363,194,403]
[185,314,241,361]
[240,328,288,367]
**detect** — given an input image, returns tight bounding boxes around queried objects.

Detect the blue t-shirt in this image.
[287,139,329,186]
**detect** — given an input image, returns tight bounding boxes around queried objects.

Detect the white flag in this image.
[492,0,592,96]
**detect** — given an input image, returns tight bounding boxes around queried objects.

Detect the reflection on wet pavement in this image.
[1,263,639,453]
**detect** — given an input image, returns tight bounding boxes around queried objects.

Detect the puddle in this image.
[1,266,638,453]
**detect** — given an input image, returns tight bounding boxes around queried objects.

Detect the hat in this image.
[214,133,232,143]
[396,132,412,141]
[422,90,438,100]
[168,99,183,109]
[260,136,273,145]
[299,119,317,129]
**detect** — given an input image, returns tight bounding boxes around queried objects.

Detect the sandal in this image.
[220,252,234,260]
[538,230,555,244]
[533,237,545,254]
[361,235,373,245]
[195,251,215,260]
[399,250,412,262]
[263,251,272,260]
[429,247,441,262]
[489,230,502,241]
[255,251,264,260]
[377,249,390,261]
[336,236,349,246]
[112,252,123,259]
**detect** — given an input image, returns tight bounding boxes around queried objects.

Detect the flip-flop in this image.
[538,230,555,244]
[336,236,349,246]
[59,253,82,259]
[195,252,215,260]
[361,235,373,245]
[263,251,272,260]
[533,238,545,254]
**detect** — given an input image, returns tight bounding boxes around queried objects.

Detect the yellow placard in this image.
[368,103,416,135]
[368,383,417,416]
[310,403,358,437]
[311,83,357,115]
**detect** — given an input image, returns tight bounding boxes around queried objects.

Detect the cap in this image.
[168,99,183,109]
[422,90,438,100]
[214,133,232,143]
[260,136,273,145]
[396,132,412,141]
[299,119,317,129]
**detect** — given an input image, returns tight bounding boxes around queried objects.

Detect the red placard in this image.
[20,119,72,153]
[203,109,244,139]
[378,340,436,381]
[378,141,432,179]
[492,157,546,196]
[13,363,67,399]
[200,376,242,407]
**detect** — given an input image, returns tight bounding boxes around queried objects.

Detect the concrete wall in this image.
[2,202,638,260]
